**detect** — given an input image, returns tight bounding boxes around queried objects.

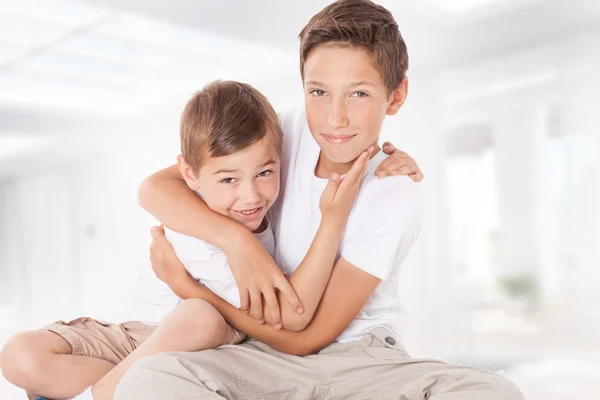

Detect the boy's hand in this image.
[149,225,190,290]
[225,236,304,326]
[319,146,372,224]
[375,142,424,182]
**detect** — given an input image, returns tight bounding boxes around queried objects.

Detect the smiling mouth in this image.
[322,134,356,144]
[231,207,264,219]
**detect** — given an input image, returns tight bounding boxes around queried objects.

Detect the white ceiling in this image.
[0,0,295,114]
[0,0,599,174]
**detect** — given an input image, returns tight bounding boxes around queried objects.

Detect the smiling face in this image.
[178,134,280,232]
[303,44,407,175]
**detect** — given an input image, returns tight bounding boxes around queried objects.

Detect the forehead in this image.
[202,134,280,170]
[303,45,384,87]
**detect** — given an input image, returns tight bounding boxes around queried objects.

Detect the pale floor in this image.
[1,306,599,399]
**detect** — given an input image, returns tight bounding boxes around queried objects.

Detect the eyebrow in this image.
[348,81,376,88]
[305,80,376,88]
[212,159,277,175]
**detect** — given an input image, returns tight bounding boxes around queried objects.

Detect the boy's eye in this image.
[257,169,272,177]
[310,89,326,97]
[352,91,369,98]
[220,177,235,184]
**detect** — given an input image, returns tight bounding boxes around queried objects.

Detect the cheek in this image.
[201,185,237,212]
[261,178,280,202]
[355,103,385,138]
[306,101,325,129]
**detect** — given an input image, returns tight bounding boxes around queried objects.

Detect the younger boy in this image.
[0,80,376,400]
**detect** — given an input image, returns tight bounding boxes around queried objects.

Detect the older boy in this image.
[114,1,523,399]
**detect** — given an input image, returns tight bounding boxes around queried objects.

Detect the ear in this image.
[386,77,408,116]
[176,155,200,191]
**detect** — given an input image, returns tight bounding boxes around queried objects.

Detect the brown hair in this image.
[299,0,408,94]
[180,80,282,172]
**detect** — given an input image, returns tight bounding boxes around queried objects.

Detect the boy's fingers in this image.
[263,289,282,329]
[382,141,396,154]
[375,152,410,173]
[410,171,424,182]
[377,156,420,178]
[239,290,250,313]
[390,164,417,177]
[344,150,368,187]
[322,173,340,200]
[249,290,264,323]
[275,276,304,314]
[357,148,372,182]
[354,148,371,185]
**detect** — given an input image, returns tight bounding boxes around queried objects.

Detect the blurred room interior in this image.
[1,0,599,398]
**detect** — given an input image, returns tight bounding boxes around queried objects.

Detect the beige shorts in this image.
[40,318,157,365]
[41,317,246,365]
[115,328,524,400]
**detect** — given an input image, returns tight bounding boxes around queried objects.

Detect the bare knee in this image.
[160,299,226,340]
[0,331,69,388]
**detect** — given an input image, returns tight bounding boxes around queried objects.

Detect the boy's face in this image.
[178,134,280,232]
[303,45,407,164]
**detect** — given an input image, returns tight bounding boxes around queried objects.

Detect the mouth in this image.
[231,206,264,220]
[322,134,356,145]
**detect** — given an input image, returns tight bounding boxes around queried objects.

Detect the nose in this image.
[327,98,349,129]
[238,181,261,205]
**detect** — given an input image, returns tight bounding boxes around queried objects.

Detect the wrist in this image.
[320,215,347,235]
[170,273,200,298]
[216,219,251,251]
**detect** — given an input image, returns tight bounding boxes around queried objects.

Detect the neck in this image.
[315,143,381,178]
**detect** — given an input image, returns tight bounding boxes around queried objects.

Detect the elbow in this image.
[281,341,310,356]
[283,319,309,333]
[281,310,312,332]
[288,341,321,356]
[137,175,156,212]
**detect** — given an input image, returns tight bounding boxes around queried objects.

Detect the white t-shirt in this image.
[127,208,275,325]
[269,108,424,342]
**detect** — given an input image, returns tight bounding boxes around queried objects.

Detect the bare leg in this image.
[0,331,114,399]
[92,298,234,400]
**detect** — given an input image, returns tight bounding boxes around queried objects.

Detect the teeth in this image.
[240,208,258,215]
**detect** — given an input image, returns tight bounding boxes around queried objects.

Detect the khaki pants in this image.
[114,328,523,400]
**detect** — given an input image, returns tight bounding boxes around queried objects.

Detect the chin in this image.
[246,217,266,232]
[326,147,362,164]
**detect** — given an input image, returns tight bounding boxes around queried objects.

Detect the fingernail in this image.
[275,324,282,330]
[391,171,398,176]
[242,309,248,314]
[257,319,264,324]
[297,307,304,314]
[331,173,339,180]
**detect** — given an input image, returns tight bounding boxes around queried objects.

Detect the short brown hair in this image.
[180,81,282,172]
[299,0,408,94]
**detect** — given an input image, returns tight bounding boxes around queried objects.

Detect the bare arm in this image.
[152,150,370,331]
[140,165,303,326]
[141,145,419,328]
[171,256,381,356]
[139,165,247,249]
[265,148,371,330]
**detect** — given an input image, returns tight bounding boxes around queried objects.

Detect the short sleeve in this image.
[341,178,424,280]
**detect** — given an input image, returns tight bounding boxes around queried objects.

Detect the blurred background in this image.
[1,0,599,398]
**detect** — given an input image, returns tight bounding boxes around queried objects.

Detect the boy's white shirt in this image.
[124,211,275,325]
[125,107,422,342]
[269,108,424,342]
